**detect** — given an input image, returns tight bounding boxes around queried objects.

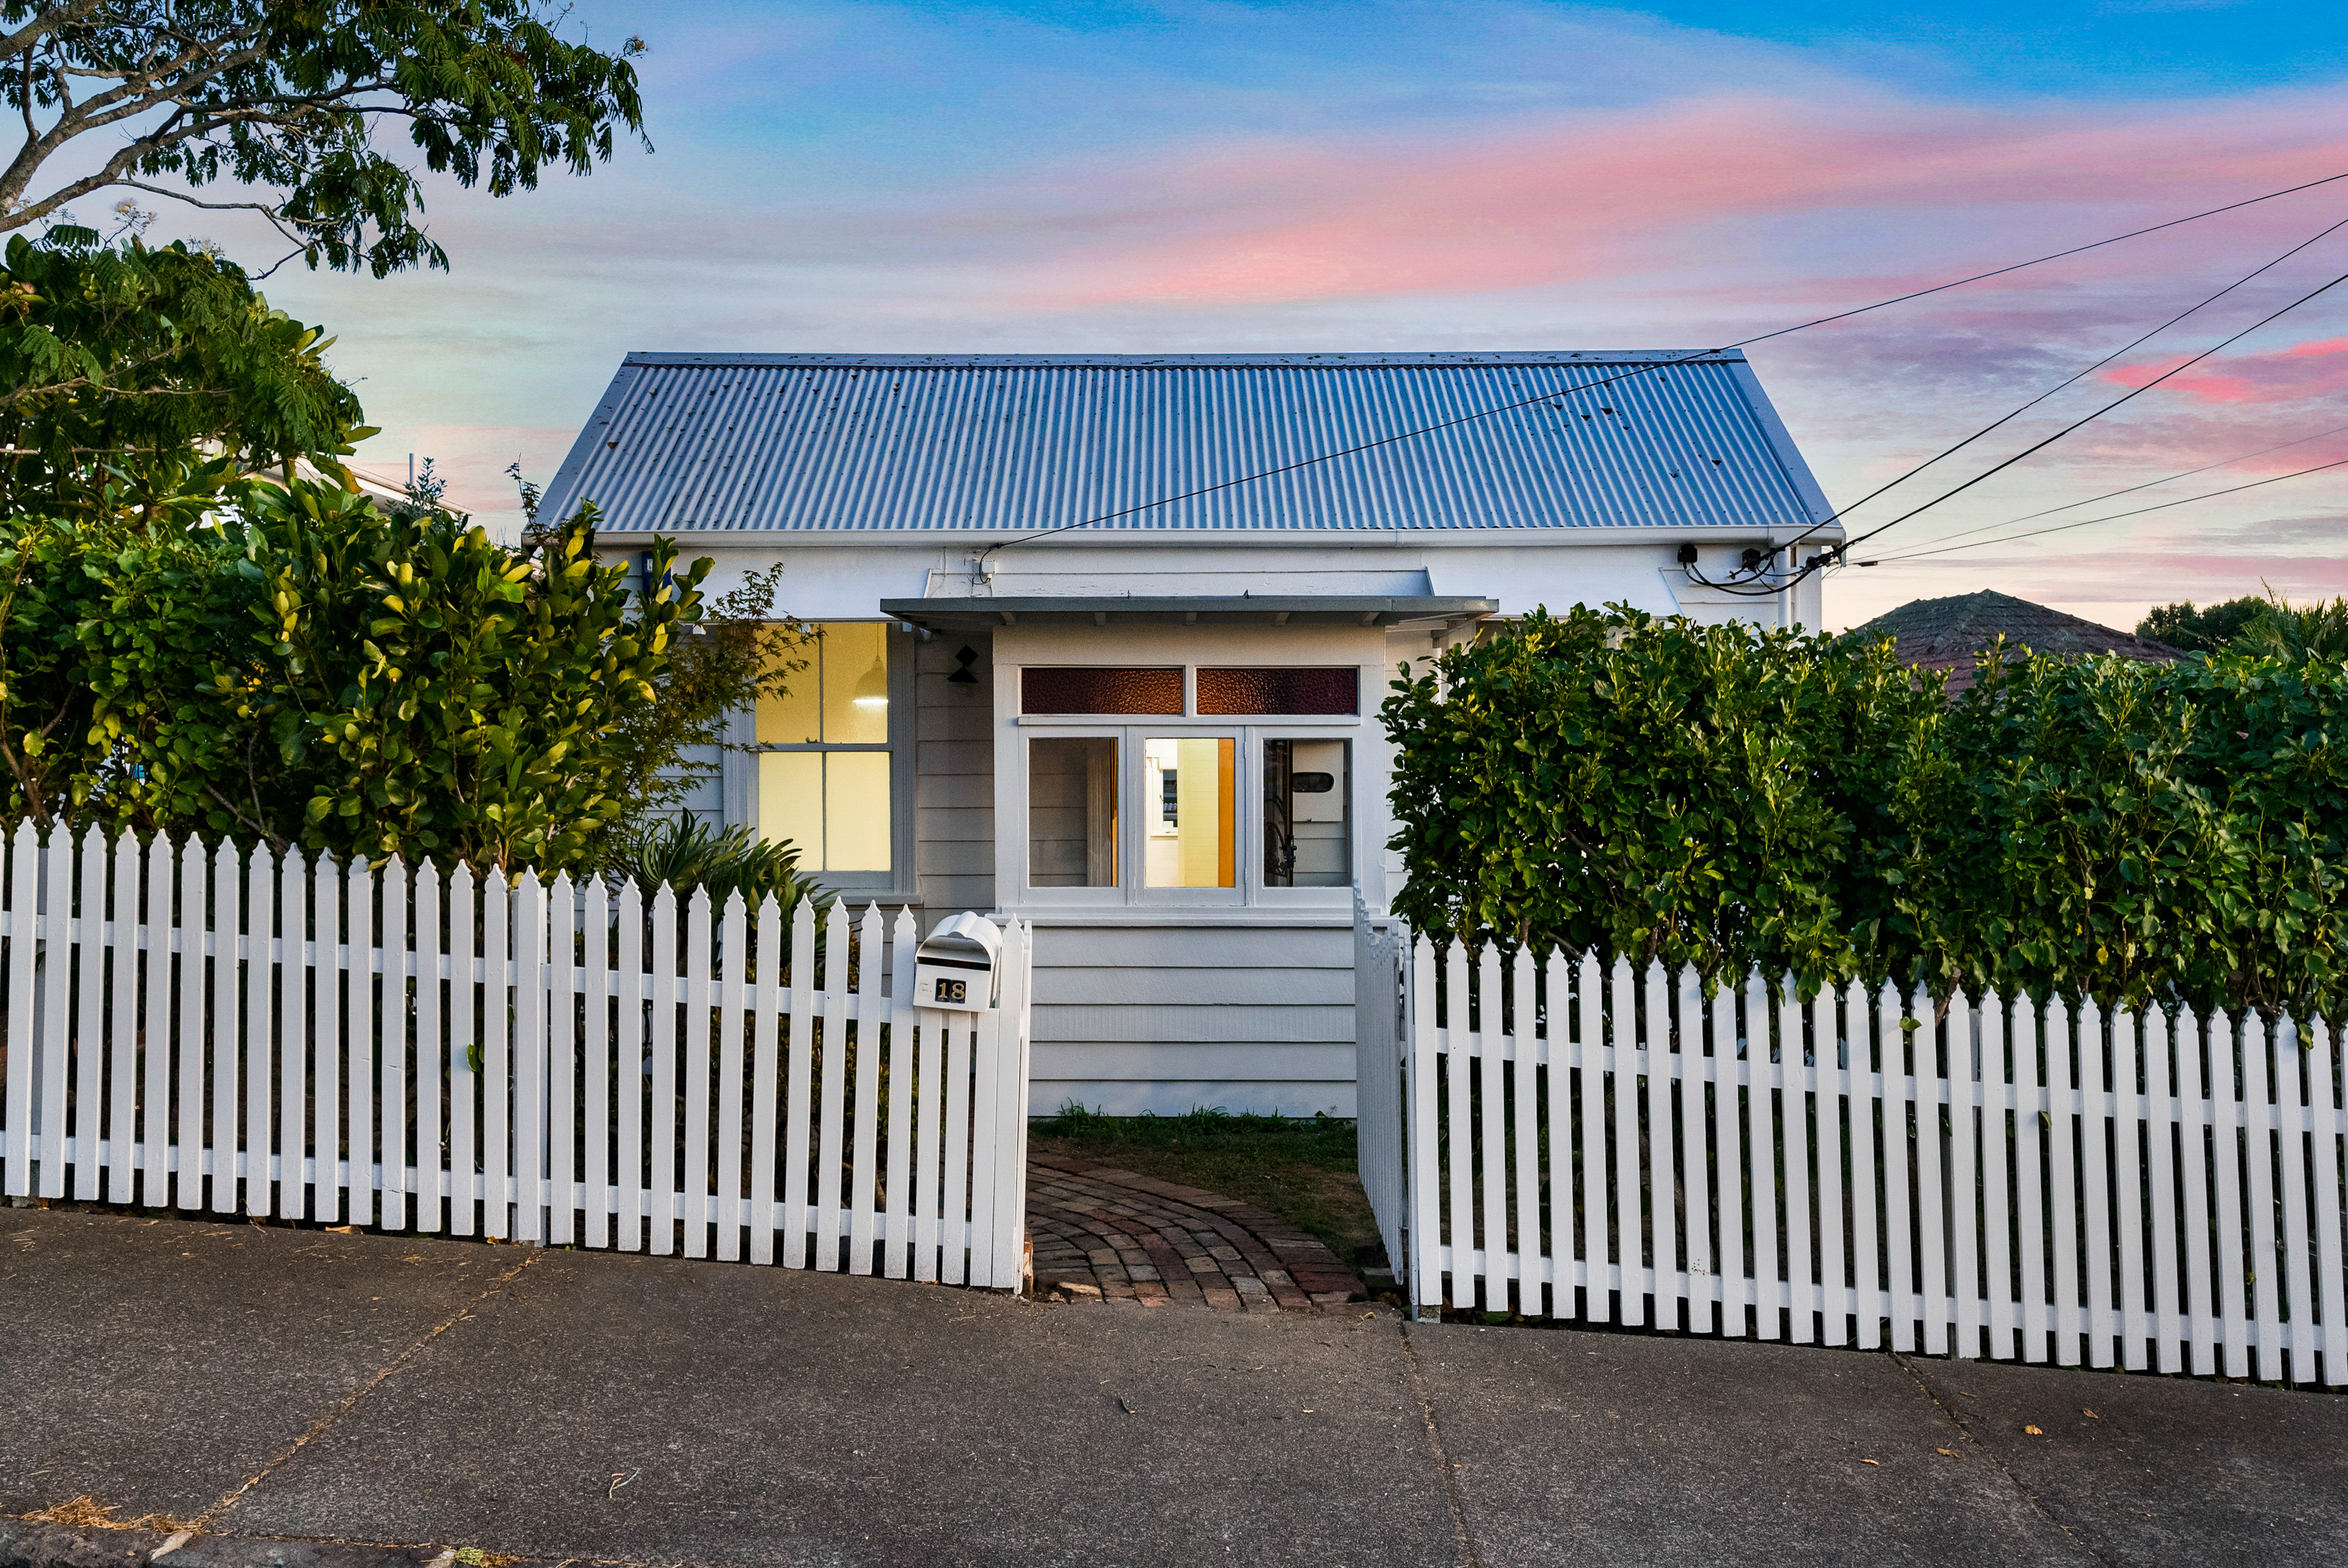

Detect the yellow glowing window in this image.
[757,621,889,744]
[1142,737,1234,889]
[755,623,892,873]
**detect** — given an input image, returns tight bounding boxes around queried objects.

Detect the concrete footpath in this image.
[4,1207,2345,1568]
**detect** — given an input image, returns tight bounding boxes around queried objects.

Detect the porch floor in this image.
[1025,1150,1365,1312]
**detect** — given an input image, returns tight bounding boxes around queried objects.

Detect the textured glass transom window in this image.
[1021,667,1182,715]
[1196,667,1358,716]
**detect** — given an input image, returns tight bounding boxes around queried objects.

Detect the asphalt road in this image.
[4,1205,2344,1567]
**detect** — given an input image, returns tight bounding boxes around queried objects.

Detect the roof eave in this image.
[880,594,1497,632]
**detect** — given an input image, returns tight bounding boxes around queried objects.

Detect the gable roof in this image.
[540,351,1836,537]
[1845,589,2186,694]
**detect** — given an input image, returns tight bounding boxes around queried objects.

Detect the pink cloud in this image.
[2101,335,2348,403]
[1022,91,2348,307]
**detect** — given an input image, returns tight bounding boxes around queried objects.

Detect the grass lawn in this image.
[1026,1105,1380,1264]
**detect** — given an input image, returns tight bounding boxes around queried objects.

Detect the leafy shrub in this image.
[1382,603,1939,986]
[605,811,830,923]
[1383,604,2347,1018]
[0,468,701,877]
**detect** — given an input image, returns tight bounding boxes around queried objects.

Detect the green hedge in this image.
[1381,604,2347,1019]
[0,472,698,877]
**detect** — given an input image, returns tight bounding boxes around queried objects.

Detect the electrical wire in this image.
[1861,454,2348,562]
[1862,417,2348,558]
[1826,262,2348,556]
[1739,209,2348,573]
[1689,213,2348,596]
[970,168,2348,567]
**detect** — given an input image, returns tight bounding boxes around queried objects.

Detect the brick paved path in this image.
[1026,1150,1365,1312]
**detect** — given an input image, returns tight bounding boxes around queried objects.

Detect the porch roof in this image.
[879,594,1495,632]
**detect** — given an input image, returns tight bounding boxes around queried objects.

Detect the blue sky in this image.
[188,0,2348,630]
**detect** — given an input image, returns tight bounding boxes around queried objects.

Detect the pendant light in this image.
[852,650,888,709]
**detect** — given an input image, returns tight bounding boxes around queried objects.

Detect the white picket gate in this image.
[1357,921,2348,1386]
[0,822,1033,1289]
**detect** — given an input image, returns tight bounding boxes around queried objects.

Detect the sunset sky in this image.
[180,0,2347,632]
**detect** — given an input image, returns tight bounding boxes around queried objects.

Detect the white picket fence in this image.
[1357,922,2348,1386]
[0,822,1033,1289]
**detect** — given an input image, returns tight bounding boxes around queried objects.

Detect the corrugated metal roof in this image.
[541,351,1833,535]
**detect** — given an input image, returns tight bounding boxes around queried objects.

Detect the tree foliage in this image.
[2237,596,2348,664]
[0,1,648,276]
[2137,596,2266,654]
[0,463,706,876]
[1384,604,2347,1019]
[600,560,808,822]
[0,231,366,512]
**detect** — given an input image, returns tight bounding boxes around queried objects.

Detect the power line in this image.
[1768,211,2348,556]
[1690,210,2348,594]
[1862,455,2348,562]
[973,168,2348,564]
[1869,418,2348,558]
[1830,262,2348,556]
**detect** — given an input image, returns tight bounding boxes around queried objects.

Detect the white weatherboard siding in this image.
[656,534,1827,641]
[1030,922,1356,1116]
[914,628,994,925]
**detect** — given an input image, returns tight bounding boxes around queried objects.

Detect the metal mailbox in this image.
[912,910,1002,1011]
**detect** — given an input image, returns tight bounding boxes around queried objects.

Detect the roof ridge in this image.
[615,350,1745,369]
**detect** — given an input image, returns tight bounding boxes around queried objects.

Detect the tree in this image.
[2136,596,2264,654]
[2237,596,2348,664]
[0,461,703,876]
[0,229,367,513]
[0,1,647,277]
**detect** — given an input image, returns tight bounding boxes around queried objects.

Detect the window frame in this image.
[1019,727,1126,905]
[1008,655,1370,910]
[750,620,915,898]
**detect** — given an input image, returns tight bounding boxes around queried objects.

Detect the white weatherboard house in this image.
[540,352,1839,1117]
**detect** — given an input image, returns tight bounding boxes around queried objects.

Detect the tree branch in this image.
[0,2,101,72]
[115,176,337,251]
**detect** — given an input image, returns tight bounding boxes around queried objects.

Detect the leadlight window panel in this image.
[1196,667,1358,716]
[1021,666,1182,715]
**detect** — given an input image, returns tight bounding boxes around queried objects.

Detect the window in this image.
[755,622,894,874]
[1143,737,1235,888]
[1198,667,1357,715]
[1028,736,1117,887]
[1022,666,1181,715]
[1265,739,1349,887]
[1013,663,1363,903]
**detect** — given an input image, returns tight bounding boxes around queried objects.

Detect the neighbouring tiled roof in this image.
[540,351,1836,535]
[1844,589,2186,695]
